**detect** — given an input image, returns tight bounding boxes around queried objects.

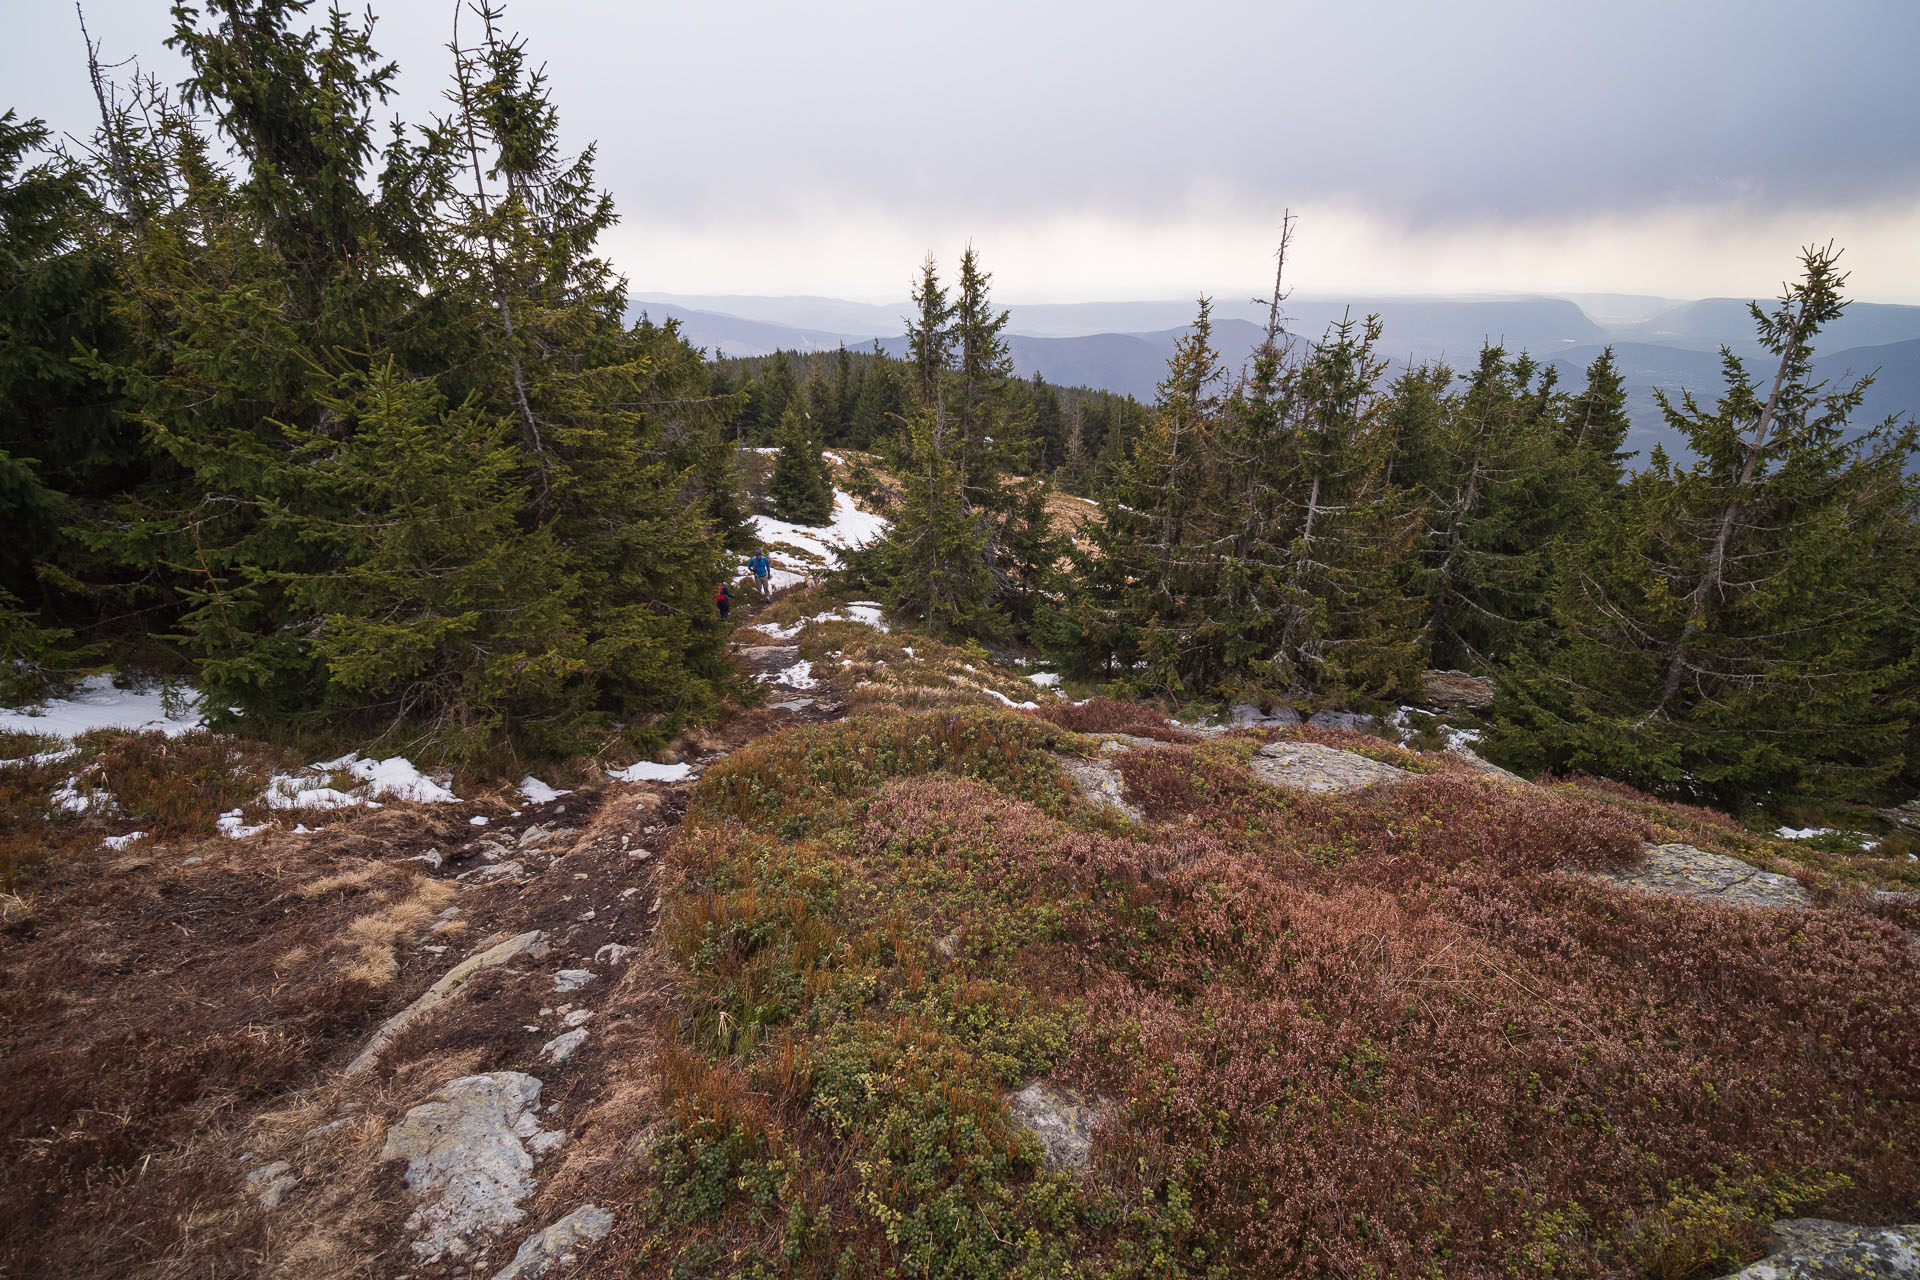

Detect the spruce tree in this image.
[849,343,906,449]
[0,113,142,694]
[768,405,834,525]
[1491,246,1919,807]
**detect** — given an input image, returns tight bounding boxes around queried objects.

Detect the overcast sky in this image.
[9,0,1919,303]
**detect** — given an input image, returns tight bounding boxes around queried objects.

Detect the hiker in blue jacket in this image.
[747,551,772,600]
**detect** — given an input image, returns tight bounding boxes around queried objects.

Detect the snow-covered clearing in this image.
[740,489,888,588]
[0,674,205,740]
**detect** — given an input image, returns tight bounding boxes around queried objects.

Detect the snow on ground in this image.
[101,830,147,851]
[607,761,693,783]
[757,659,817,690]
[740,490,889,587]
[51,777,114,816]
[518,776,572,803]
[981,687,1039,710]
[0,748,78,768]
[0,674,205,740]
[1776,826,1838,840]
[758,601,890,641]
[1027,672,1061,688]
[264,753,460,811]
[218,809,270,840]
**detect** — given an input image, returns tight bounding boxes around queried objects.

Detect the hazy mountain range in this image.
[630,291,1920,464]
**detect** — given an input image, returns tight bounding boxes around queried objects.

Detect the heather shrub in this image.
[1028,697,1198,743]
[642,704,1919,1279]
[693,707,1074,827]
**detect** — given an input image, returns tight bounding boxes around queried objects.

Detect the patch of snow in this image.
[607,761,693,783]
[1443,725,1482,751]
[518,776,571,804]
[981,687,1039,710]
[902,646,915,659]
[218,809,270,839]
[0,674,205,740]
[102,830,148,851]
[264,753,460,812]
[469,815,490,827]
[1775,826,1838,840]
[51,776,114,816]
[0,748,78,769]
[758,659,816,690]
[1028,672,1061,688]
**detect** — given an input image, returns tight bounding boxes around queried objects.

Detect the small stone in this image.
[244,1160,299,1209]
[563,1009,593,1028]
[594,943,637,966]
[408,849,443,869]
[1007,1081,1098,1171]
[465,861,526,882]
[552,969,596,993]
[1307,709,1378,732]
[541,1028,588,1063]
[934,929,962,959]
[1058,755,1143,822]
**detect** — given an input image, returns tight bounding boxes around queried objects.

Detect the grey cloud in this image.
[8,0,1917,229]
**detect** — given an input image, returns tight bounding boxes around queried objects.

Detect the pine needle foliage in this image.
[1490,246,1920,807]
[767,404,834,526]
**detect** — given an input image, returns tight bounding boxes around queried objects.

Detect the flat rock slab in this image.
[382,1072,559,1262]
[1596,843,1813,910]
[1249,741,1413,794]
[1007,1081,1098,1171]
[491,1203,615,1280]
[1422,668,1496,713]
[1059,755,1142,821]
[1726,1217,1920,1278]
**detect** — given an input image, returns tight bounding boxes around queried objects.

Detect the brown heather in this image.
[639,708,1920,1279]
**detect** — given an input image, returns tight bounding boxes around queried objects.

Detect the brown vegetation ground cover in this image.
[610,697,1919,1280]
[4,590,1918,1279]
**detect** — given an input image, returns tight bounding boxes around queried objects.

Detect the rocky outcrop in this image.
[1879,798,1920,837]
[381,1072,562,1262]
[345,931,549,1076]
[1594,844,1813,911]
[1007,1081,1098,1171]
[1059,755,1143,822]
[1422,669,1495,713]
[1724,1217,1920,1277]
[491,1204,615,1280]
[1248,740,1414,794]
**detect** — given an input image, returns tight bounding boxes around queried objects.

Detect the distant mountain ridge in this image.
[629,291,1920,463]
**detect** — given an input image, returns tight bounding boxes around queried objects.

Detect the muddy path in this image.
[0,592,844,1279]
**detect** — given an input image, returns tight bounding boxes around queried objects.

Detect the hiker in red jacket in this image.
[715,582,733,620]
